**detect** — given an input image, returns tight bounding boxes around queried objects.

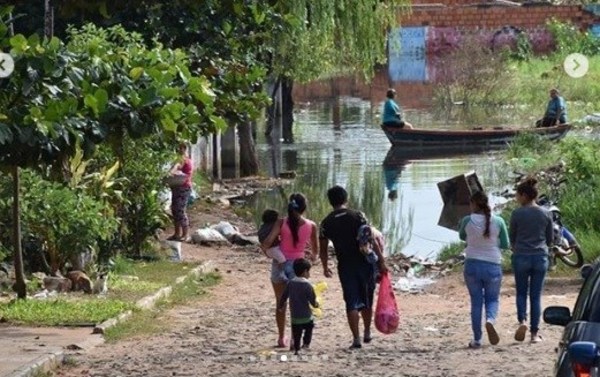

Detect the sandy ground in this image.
[54,203,582,377]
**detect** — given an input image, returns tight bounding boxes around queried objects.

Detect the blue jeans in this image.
[464,259,502,342]
[511,253,549,333]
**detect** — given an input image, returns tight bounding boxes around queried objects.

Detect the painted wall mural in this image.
[388,27,427,82]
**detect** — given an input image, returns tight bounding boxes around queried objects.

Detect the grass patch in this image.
[108,260,200,302]
[0,259,203,326]
[104,272,221,342]
[0,298,135,326]
[62,355,78,367]
[436,242,464,262]
[31,371,53,377]
[511,54,600,123]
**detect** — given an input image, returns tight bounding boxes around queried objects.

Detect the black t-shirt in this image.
[319,208,367,267]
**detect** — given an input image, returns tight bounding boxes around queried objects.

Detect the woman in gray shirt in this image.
[509,177,554,344]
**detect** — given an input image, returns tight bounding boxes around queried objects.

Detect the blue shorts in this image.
[270,260,295,284]
[338,264,375,312]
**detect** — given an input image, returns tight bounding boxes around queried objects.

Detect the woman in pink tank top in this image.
[260,193,318,348]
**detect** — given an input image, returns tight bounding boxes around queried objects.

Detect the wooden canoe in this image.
[381,124,571,148]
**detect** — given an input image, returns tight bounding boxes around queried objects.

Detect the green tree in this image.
[0,6,103,298]
[7,0,409,175]
[0,7,222,296]
[264,0,410,141]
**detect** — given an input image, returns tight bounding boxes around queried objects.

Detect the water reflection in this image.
[382,153,409,202]
[252,96,511,258]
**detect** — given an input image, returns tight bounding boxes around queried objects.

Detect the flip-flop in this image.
[485,322,500,345]
[515,324,528,342]
[363,335,373,344]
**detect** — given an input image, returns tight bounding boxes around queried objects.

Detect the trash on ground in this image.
[191,228,230,245]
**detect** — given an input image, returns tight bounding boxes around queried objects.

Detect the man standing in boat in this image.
[382,88,414,129]
[536,88,567,128]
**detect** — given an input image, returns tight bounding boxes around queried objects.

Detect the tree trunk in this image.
[44,0,54,38]
[281,78,294,144]
[238,121,259,176]
[11,166,26,299]
[265,78,280,137]
[265,77,294,143]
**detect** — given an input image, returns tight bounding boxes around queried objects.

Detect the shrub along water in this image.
[432,20,600,126]
[505,136,600,265]
[438,136,600,270]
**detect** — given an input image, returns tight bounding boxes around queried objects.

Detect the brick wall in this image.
[400,3,598,29]
[293,1,600,106]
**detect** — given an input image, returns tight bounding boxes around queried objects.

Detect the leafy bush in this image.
[0,170,121,274]
[433,35,516,107]
[0,245,7,262]
[559,138,600,183]
[505,137,600,261]
[510,33,534,61]
[117,137,174,257]
[547,19,600,57]
[18,170,119,274]
[559,177,600,231]
[437,242,464,262]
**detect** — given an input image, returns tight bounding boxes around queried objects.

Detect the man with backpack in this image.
[319,185,388,349]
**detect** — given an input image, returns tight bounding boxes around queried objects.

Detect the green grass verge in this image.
[108,259,200,302]
[103,272,221,342]
[0,298,135,326]
[0,259,203,326]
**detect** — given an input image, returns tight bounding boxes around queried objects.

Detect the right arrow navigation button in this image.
[564,53,589,78]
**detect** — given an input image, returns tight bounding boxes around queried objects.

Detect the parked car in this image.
[544,264,599,377]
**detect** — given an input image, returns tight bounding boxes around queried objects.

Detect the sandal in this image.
[468,340,482,349]
[166,235,180,241]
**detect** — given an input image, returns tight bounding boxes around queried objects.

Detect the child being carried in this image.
[258,209,293,281]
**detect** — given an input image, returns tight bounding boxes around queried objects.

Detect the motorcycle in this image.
[538,195,584,269]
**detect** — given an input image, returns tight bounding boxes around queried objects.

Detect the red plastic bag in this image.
[374,272,400,334]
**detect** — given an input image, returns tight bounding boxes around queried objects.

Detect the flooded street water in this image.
[250,97,513,259]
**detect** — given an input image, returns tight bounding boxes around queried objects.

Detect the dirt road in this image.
[55,225,582,377]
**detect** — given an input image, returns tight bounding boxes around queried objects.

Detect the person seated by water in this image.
[382,88,414,129]
[536,88,567,128]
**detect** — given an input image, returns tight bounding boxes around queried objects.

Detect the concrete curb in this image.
[10,352,64,377]
[93,260,216,334]
[8,260,216,377]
